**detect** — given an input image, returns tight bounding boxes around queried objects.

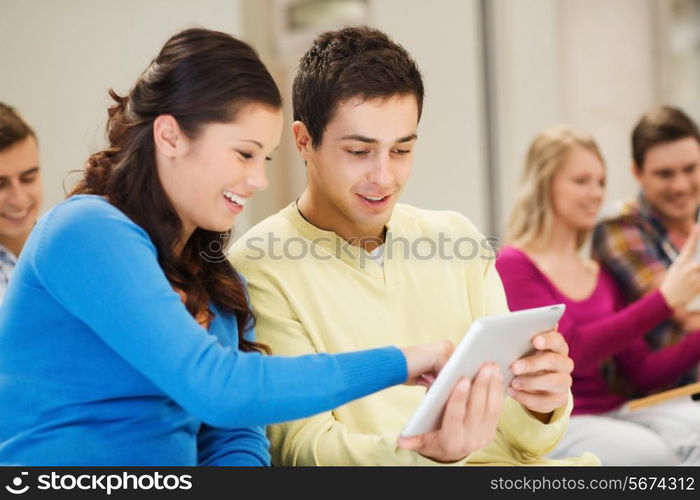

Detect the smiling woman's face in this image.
[156,103,283,238]
[550,145,606,231]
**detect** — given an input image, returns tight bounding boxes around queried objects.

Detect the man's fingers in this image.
[507,387,567,414]
[511,371,572,393]
[483,364,504,423]
[511,351,573,376]
[531,330,569,356]
[440,377,470,432]
[397,434,423,450]
[465,363,498,421]
[679,224,700,261]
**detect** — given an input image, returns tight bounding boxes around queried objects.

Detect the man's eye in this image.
[348,150,369,156]
[392,149,411,155]
[21,175,37,184]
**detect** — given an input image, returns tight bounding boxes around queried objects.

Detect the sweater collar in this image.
[281,202,394,278]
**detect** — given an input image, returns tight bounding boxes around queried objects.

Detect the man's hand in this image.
[397,362,503,462]
[508,329,573,422]
[674,310,700,333]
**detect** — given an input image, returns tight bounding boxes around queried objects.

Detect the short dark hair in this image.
[632,105,700,170]
[0,103,35,153]
[293,25,424,146]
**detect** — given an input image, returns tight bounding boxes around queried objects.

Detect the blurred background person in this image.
[0,103,42,303]
[593,106,700,386]
[497,126,700,464]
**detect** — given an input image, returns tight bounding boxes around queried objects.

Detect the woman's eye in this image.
[347,150,369,156]
[238,151,254,160]
[392,149,411,155]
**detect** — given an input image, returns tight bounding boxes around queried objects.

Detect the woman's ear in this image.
[153,115,187,158]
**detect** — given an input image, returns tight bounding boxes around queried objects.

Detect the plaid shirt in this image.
[592,192,698,385]
[0,243,17,304]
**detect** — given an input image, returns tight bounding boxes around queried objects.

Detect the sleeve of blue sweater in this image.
[31,197,407,428]
[197,423,270,466]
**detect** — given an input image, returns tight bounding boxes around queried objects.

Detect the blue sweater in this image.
[0,195,406,465]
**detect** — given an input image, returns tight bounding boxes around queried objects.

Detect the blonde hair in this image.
[505,125,605,251]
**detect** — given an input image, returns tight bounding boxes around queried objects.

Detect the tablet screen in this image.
[401,304,565,437]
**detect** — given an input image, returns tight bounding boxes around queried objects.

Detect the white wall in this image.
[0,0,243,214]
[559,0,657,218]
[488,0,564,235]
[370,0,489,231]
[490,0,658,235]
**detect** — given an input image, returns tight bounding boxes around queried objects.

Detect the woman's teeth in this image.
[223,191,247,206]
[361,195,387,201]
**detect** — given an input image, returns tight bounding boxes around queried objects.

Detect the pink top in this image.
[496,245,700,415]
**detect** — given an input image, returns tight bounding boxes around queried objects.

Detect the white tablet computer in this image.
[401,304,565,437]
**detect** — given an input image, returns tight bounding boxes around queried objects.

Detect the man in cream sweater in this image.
[230,26,597,466]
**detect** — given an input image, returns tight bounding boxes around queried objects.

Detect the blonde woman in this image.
[496,126,700,464]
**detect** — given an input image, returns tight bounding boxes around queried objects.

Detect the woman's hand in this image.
[400,340,454,387]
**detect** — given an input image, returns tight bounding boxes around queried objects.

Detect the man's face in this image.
[298,94,418,240]
[0,136,42,246]
[635,137,700,222]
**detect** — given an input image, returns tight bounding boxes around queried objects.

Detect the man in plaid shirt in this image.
[593,105,700,387]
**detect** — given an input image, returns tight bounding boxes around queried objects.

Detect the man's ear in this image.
[292,121,314,161]
[153,115,187,158]
[631,161,642,182]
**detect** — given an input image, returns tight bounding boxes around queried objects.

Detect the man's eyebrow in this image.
[395,134,418,143]
[339,134,418,143]
[0,166,40,182]
[20,166,40,176]
[339,135,377,144]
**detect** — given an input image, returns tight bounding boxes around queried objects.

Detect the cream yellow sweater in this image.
[230,203,598,466]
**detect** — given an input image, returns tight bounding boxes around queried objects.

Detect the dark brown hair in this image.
[71,27,282,353]
[632,105,700,170]
[0,102,35,153]
[292,25,424,146]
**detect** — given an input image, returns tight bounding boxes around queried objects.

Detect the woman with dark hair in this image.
[0,28,450,466]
